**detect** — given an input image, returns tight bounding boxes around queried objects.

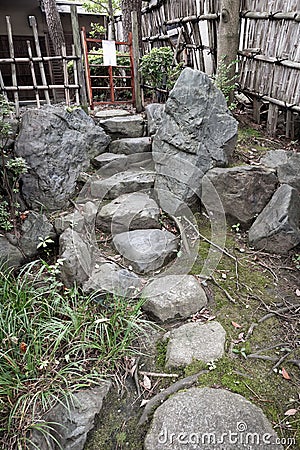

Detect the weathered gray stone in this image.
[145,103,165,136]
[83,260,142,297]
[145,387,283,450]
[261,149,300,192]
[15,106,110,211]
[92,152,128,170]
[99,115,145,139]
[90,171,155,200]
[165,321,226,367]
[109,137,152,155]
[54,210,85,234]
[20,211,56,257]
[96,192,160,234]
[142,275,207,322]
[152,68,238,214]
[0,236,24,268]
[59,229,92,287]
[29,382,111,450]
[203,166,278,226]
[94,109,130,119]
[81,201,98,226]
[248,184,300,254]
[113,229,178,274]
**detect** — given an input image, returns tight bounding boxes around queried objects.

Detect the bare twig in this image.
[259,304,300,323]
[139,371,179,378]
[210,276,236,303]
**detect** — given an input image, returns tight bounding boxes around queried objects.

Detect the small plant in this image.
[140,47,183,100]
[0,95,28,233]
[231,223,241,233]
[212,57,238,110]
[292,254,300,270]
[207,360,217,371]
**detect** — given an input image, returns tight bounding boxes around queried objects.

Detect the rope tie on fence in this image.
[269,11,283,20]
[275,56,288,65]
[240,10,251,18]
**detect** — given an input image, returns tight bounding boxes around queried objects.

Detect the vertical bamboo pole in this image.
[29,16,51,104]
[72,45,80,105]
[26,40,41,108]
[6,16,19,117]
[131,11,142,112]
[81,27,93,108]
[61,44,70,106]
[70,5,88,108]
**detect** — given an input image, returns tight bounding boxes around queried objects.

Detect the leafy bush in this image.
[140,47,183,96]
[212,57,237,110]
[0,261,151,449]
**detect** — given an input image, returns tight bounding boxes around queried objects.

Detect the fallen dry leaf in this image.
[284,408,298,416]
[20,342,27,353]
[232,321,242,329]
[141,374,151,391]
[140,399,149,408]
[281,367,291,380]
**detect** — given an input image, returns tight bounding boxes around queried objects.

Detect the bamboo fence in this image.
[140,0,300,136]
[0,16,82,117]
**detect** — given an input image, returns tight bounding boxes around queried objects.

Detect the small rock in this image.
[113,229,178,274]
[99,115,145,139]
[90,170,155,200]
[248,184,300,254]
[54,210,85,234]
[142,275,207,322]
[29,382,111,450]
[83,260,142,297]
[96,192,160,234]
[145,103,165,136]
[165,321,226,367]
[0,235,24,268]
[59,229,92,287]
[20,211,56,257]
[144,387,283,450]
[81,201,98,226]
[109,136,151,155]
[203,166,278,226]
[261,149,300,192]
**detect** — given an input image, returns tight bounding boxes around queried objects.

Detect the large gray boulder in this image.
[248,184,300,254]
[145,387,283,450]
[83,259,142,297]
[59,229,92,287]
[142,275,207,322]
[90,170,155,200]
[29,382,111,450]
[15,106,110,211]
[165,321,226,367]
[152,68,238,214]
[203,166,278,226]
[96,192,160,234]
[113,229,178,274]
[261,149,300,192]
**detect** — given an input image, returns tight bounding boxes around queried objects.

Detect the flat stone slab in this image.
[144,387,283,450]
[142,275,207,322]
[83,259,142,298]
[261,149,300,193]
[203,166,278,226]
[94,109,130,119]
[113,229,179,274]
[99,115,145,139]
[92,153,129,177]
[90,171,155,200]
[96,192,160,234]
[109,137,152,155]
[165,321,226,367]
[248,184,300,254]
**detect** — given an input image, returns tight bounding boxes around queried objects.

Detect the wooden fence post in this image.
[131,11,143,113]
[70,5,88,109]
[217,0,241,101]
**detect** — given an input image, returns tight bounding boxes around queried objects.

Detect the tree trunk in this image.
[107,0,116,40]
[217,0,241,101]
[42,0,65,55]
[121,0,142,47]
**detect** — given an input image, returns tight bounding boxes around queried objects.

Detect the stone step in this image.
[96,192,160,234]
[92,152,154,178]
[90,170,156,200]
[109,137,152,155]
[99,115,146,139]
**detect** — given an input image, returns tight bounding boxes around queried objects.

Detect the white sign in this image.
[102,40,117,67]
